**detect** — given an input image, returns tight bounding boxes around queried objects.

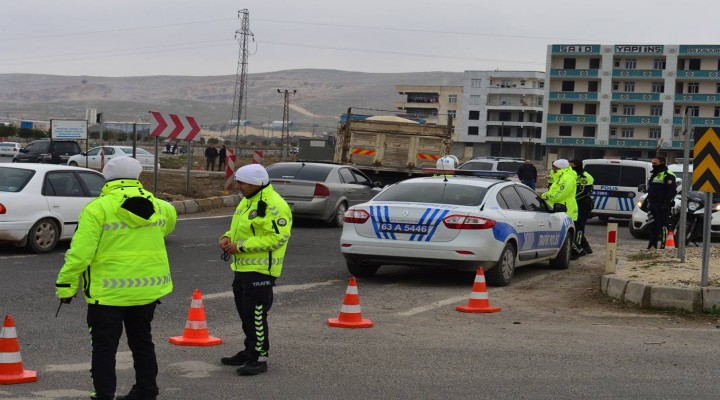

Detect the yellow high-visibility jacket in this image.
[542,167,579,221]
[56,179,177,306]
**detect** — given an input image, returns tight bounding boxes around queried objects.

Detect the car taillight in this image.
[314,183,330,197]
[0,203,6,214]
[442,214,495,229]
[343,209,370,224]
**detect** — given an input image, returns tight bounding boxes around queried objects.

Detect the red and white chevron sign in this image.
[149,111,201,142]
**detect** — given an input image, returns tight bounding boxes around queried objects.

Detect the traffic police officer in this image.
[646,156,676,249]
[219,164,293,375]
[570,159,595,256]
[56,156,177,400]
[541,159,580,258]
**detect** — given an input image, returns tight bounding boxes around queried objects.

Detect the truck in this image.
[334,108,452,185]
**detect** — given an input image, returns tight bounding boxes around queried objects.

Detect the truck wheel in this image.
[549,234,571,270]
[329,202,347,228]
[485,243,516,286]
[26,218,59,253]
[347,260,379,277]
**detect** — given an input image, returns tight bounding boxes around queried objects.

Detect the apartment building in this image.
[457,71,545,160]
[544,44,718,161]
[394,85,462,127]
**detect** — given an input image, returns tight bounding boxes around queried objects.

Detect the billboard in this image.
[20,121,33,129]
[51,119,87,140]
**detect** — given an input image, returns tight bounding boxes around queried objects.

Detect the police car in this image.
[339,170,575,286]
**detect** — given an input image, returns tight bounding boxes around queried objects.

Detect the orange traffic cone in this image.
[169,289,223,346]
[327,277,373,328]
[0,315,37,385]
[456,268,501,313]
[664,230,676,249]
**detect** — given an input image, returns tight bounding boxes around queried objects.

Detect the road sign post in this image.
[692,127,720,287]
[605,223,618,274]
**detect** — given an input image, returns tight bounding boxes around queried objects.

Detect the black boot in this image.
[236,360,268,376]
[221,351,249,366]
[583,245,593,255]
[570,249,586,260]
[116,387,157,400]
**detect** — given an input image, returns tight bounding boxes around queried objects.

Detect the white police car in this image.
[340,171,575,286]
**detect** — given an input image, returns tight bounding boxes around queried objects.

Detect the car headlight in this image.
[715,203,720,212]
[688,202,700,211]
[636,201,643,208]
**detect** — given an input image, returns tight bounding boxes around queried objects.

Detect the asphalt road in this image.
[1,210,719,399]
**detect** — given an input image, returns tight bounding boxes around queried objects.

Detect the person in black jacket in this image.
[646,156,676,250]
[570,159,594,257]
[517,160,538,190]
[218,145,227,171]
[204,145,218,171]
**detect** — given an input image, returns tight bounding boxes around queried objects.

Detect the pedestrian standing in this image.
[570,159,595,256]
[646,156,676,249]
[219,164,293,375]
[541,159,581,258]
[517,159,538,190]
[55,156,177,400]
[205,144,218,171]
[218,145,227,171]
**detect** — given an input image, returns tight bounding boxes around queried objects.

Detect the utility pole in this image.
[230,9,253,162]
[277,89,296,159]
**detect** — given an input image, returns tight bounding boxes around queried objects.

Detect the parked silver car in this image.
[267,162,382,227]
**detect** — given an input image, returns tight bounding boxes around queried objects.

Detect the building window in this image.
[447,110,456,118]
[650,105,663,116]
[501,80,513,88]
[649,128,661,139]
[717,82,720,93]
[623,105,635,115]
[625,59,637,69]
[687,106,700,117]
[584,103,597,114]
[468,110,480,120]
[612,82,619,91]
[613,59,621,68]
[520,80,526,86]
[611,105,619,114]
[563,58,576,69]
[471,79,482,88]
[610,128,617,136]
[448,94,458,104]
[539,81,544,89]
[673,127,682,137]
[561,81,575,91]
[654,59,666,70]
[688,82,700,93]
[621,128,634,138]
[624,82,635,92]
[652,82,665,93]
[674,106,681,115]
[689,59,701,70]
[559,126,572,136]
[560,103,574,114]
[468,126,479,135]
[469,95,482,105]
[589,58,600,69]
[715,107,720,118]
[582,126,596,137]
[588,81,599,92]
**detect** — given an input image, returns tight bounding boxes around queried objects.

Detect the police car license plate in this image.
[379,223,429,234]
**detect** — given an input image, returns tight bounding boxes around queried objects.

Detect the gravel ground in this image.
[613,243,720,287]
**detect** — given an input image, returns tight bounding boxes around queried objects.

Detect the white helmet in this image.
[436,155,459,171]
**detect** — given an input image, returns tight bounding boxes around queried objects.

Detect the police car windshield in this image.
[374,182,487,206]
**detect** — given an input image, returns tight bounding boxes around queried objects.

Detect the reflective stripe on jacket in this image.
[222,185,293,277]
[55,179,177,306]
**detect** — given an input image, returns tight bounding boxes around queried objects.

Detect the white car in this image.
[630,189,720,239]
[340,173,575,286]
[67,146,158,171]
[0,142,22,157]
[0,164,106,253]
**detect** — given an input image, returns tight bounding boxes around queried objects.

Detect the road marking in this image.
[203,280,341,300]
[46,351,133,372]
[396,295,470,316]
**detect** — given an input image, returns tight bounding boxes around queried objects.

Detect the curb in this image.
[600,274,720,314]
[169,195,241,216]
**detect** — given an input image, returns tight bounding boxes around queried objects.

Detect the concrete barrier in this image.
[170,201,186,215]
[196,198,213,212]
[624,281,652,308]
[702,287,720,313]
[605,275,628,300]
[650,286,702,313]
[182,200,199,214]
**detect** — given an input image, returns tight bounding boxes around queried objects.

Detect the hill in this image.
[0,69,463,133]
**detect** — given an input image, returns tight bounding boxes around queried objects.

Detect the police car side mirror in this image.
[373,181,382,188]
[552,203,567,213]
[637,184,647,193]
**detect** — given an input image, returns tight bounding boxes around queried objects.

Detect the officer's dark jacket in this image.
[647,165,676,206]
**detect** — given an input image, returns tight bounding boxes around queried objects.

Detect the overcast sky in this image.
[2,0,719,77]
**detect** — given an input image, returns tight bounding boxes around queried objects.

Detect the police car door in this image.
[496,186,538,261]
[514,185,559,259]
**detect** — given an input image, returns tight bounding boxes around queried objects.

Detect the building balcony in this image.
[486,120,542,127]
[549,92,598,102]
[395,101,441,110]
[676,70,720,80]
[674,93,720,104]
[546,114,597,124]
[545,137,596,146]
[672,116,720,126]
[611,93,661,103]
[544,137,692,150]
[612,69,663,79]
[610,116,660,126]
[549,69,599,78]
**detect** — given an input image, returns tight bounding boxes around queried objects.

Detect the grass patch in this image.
[628,252,661,262]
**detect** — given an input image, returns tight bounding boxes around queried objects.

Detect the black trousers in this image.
[575,202,592,252]
[232,272,276,362]
[647,205,671,248]
[87,302,158,400]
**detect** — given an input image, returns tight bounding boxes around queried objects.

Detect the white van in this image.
[582,159,652,220]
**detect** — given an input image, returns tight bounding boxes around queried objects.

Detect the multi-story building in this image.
[395,84,462,126]
[544,44,717,162]
[457,71,545,160]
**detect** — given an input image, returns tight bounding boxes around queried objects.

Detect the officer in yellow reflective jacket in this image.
[219,164,292,376]
[541,159,580,258]
[55,156,176,400]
